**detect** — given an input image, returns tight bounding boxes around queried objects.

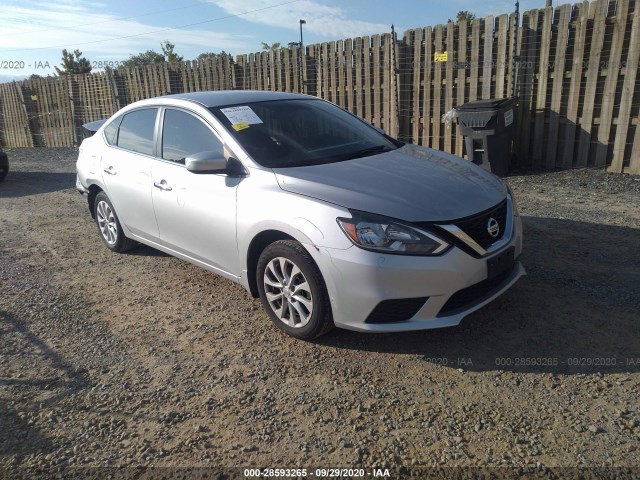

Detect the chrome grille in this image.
[453,200,507,249]
[415,199,510,256]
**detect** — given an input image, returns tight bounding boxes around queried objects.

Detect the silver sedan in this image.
[76,91,524,340]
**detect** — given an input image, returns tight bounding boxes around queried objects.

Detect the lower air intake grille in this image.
[437,266,515,317]
[365,297,429,324]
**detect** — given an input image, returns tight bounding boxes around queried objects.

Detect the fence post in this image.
[306,44,318,97]
[67,76,79,146]
[610,0,640,173]
[234,55,246,90]
[510,2,520,98]
[19,82,40,147]
[0,89,5,147]
[391,25,400,139]
[106,68,122,111]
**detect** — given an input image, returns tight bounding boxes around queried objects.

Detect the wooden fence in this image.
[0,0,638,173]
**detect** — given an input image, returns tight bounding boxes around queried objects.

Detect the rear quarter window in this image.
[103,116,122,145]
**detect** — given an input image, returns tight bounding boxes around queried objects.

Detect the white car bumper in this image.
[317,215,525,332]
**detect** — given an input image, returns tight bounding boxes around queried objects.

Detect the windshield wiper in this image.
[346,145,393,160]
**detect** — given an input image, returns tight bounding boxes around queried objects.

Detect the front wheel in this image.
[94,192,136,252]
[257,240,334,340]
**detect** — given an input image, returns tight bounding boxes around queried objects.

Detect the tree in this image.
[161,40,183,63]
[198,51,231,60]
[120,50,165,68]
[54,49,92,75]
[456,10,476,23]
[120,40,182,68]
[261,42,281,51]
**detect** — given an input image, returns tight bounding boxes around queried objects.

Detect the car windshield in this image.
[210,99,401,168]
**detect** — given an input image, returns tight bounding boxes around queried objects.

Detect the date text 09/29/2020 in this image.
[244,468,391,477]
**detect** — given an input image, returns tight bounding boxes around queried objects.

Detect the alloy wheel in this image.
[263,257,314,328]
[96,200,118,246]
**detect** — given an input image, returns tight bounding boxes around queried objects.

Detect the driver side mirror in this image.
[185,151,227,173]
[185,151,246,176]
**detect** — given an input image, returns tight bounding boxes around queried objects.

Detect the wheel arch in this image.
[87,184,103,218]
[246,230,297,298]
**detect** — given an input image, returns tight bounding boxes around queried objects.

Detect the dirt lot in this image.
[1,148,639,478]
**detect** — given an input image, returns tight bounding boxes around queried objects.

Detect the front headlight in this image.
[337,212,449,256]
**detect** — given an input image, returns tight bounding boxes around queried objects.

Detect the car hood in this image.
[273,144,507,222]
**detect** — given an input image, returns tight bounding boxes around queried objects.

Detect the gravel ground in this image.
[1,148,639,479]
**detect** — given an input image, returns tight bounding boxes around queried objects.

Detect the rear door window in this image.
[117,108,158,156]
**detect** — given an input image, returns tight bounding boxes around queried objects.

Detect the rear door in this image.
[151,107,241,276]
[101,108,160,242]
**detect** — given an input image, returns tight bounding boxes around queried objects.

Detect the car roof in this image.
[160,90,311,108]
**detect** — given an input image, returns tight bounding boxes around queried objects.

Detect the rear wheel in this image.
[257,240,334,340]
[94,192,136,252]
[0,152,8,181]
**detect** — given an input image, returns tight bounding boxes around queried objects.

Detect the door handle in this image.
[103,166,117,175]
[153,180,172,191]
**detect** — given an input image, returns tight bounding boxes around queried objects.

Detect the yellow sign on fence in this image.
[434,52,448,62]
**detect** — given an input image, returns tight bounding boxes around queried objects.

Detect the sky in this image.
[0,0,549,82]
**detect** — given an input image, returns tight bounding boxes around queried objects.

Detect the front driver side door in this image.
[151,108,241,277]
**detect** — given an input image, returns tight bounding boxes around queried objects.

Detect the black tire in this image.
[93,191,136,252]
[257,240,334,340]
[0,152,8,181]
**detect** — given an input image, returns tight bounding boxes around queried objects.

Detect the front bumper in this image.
[317,215,525,332]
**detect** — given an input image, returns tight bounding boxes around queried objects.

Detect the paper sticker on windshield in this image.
[221,106,263,126]
[232,122,250,131]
